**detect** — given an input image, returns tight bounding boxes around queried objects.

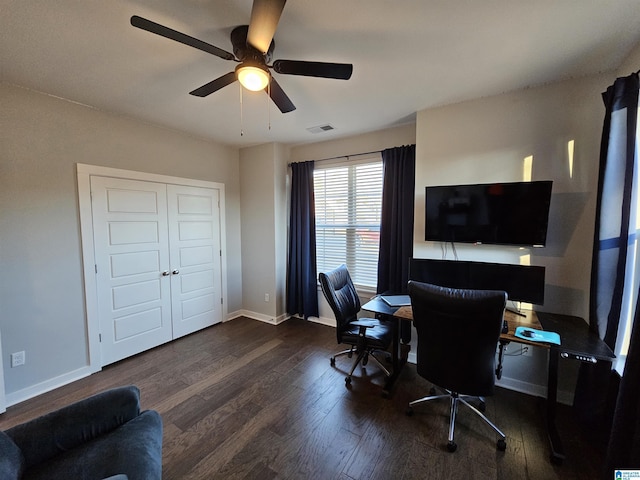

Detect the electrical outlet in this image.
[264,293,270,302]
[11,351,25,367]
[521,345,533,357]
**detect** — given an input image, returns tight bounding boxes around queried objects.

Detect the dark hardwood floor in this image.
[0,317,604,479]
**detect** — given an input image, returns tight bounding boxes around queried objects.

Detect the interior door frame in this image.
[77,163,228,374]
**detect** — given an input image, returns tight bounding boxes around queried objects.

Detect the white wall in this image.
[273,143,289,319]
[414,73,612,398]
[0,84,241,402]
[617,41,640,76]
[239,143,289,323]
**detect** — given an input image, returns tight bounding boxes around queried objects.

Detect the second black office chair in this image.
[319,264,393,386]
[406,280,507,452]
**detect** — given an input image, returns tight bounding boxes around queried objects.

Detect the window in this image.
[314,156,383,289]
[614,105,640,375]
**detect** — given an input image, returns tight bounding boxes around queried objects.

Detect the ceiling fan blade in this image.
[189,72,237,97]
[131,15,235,61]
[267,77,296,113]
[273,60,353,80]
[247,0,287,54]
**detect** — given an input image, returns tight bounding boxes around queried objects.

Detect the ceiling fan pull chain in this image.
[239,83,244,136]
[268,81,271,131]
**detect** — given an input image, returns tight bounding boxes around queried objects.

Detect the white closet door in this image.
[91,177,173,366]
[168,185,223,338]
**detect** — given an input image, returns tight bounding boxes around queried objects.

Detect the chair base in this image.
[331,346,391,385]
[406,387,506,452]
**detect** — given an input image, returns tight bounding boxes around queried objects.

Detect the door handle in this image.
[162,270,170,276]
[172,269,180,275]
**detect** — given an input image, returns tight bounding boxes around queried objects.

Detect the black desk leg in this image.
[382,316,404,398]
[496,340,508,379]
[547,349,565,465]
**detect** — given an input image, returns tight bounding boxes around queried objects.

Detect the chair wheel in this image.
[345,376,352,385]
[330,357,335,366]
[447,441,457,452]
[497,439,506,451]
[406,407,414,416]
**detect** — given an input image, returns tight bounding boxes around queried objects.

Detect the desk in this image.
[535,312,614,464]
[502,311,614,464]
[362,299,615,465]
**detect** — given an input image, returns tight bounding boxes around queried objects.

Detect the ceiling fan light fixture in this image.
[236,64,270,91]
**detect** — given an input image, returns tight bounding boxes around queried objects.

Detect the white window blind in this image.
[314,156,383,288]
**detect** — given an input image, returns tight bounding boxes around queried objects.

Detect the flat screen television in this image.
[425,180,553,247]
[409,258,546,305]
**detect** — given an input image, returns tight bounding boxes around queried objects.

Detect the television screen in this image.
[425,180,553,247]
[409,258,546,305]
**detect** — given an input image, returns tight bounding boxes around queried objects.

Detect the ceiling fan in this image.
[130,0,353,113]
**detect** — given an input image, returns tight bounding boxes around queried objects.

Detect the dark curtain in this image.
[601,73,640,473]
[573,73,639,472]
[607,300,640,472]
[376,145,416,343]
[286,161,319,319]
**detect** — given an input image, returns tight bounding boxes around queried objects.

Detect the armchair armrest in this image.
[351,319,378,328]
[6,386,142,470]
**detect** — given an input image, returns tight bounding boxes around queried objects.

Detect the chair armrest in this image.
[6,386,142,470]
[351,319,378,328]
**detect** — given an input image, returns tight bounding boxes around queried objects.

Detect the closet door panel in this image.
[168,185,223,338]
[91,177,173,366]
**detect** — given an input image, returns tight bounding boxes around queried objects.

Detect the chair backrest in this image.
[319,265,361,338]
[408,280,507,397]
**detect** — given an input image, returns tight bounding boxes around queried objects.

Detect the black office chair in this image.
[319,264,393,386]
[406,280,507,452]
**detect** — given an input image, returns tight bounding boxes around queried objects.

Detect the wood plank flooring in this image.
[0,317,605,479]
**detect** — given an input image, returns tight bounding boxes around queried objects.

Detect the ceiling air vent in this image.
[306,124,335,134]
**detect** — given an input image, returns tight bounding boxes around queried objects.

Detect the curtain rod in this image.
[288,149,382,167]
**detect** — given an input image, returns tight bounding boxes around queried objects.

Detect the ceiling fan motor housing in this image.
[231,25,274,64]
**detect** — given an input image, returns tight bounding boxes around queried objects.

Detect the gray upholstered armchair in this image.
[0,385,162,480]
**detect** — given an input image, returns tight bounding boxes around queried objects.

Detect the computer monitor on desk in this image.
[409,258,546,305]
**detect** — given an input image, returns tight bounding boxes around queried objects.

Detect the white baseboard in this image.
[226,309,244,321]
[227,310,336,328]
[403,353,572,405]
[496,375,574,405]
[5,366,93,408]
[227,309,289,325]
[306,315,336,327]
[407,350,417,365]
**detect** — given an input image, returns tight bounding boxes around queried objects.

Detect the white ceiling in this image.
[3,1,640,148]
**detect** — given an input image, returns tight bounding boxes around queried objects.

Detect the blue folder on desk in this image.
[514,326,561,345]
